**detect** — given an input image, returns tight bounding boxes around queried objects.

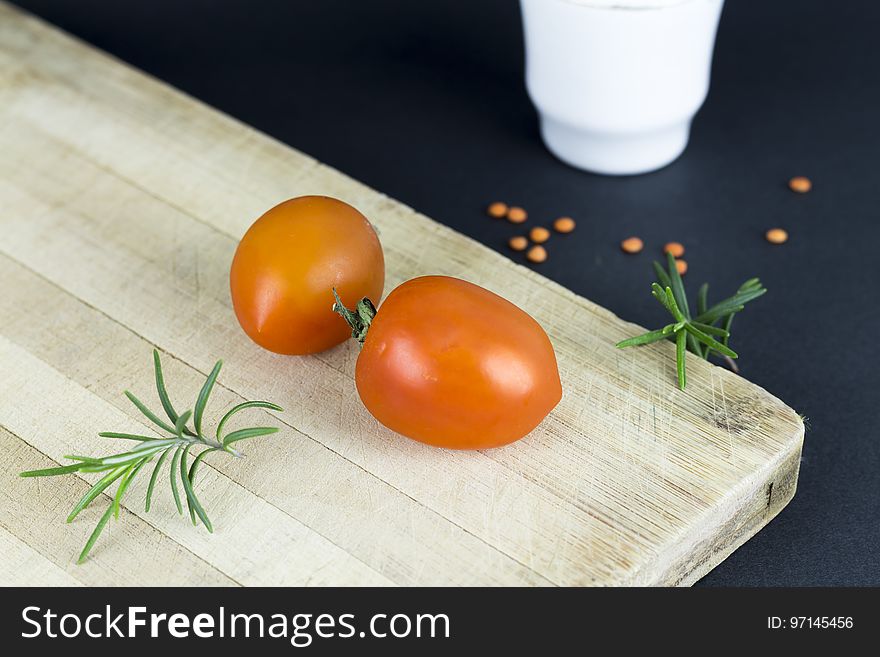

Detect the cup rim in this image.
[541,0,705,11]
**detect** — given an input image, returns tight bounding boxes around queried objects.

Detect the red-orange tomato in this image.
[355,276,562,449]
[230,196,384,355]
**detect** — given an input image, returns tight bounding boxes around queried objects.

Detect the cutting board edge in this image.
[659,426,804,586]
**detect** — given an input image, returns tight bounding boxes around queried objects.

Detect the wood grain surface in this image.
[0,2,804,586]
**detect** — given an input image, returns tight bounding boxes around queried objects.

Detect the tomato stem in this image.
[332,288,377,345]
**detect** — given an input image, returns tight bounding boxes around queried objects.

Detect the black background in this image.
[10,0,879,586]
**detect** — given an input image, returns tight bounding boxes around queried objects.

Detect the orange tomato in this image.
[345,276,562,449]
[230,196,385,355]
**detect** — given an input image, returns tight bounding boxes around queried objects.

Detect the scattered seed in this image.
[675,259,688,275]
[663,242,685,258]
[526,245,547,263]
[620,237,644,254]
[765,228,788,244]
[788,176,812,193]
[508,236,528,251]
[553,217,576,233]
[507,207,528,223]
[487,202,508,218]
[529,227,551,244]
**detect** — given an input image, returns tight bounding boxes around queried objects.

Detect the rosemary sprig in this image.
[20,350,283,563]
[616,253,767,390]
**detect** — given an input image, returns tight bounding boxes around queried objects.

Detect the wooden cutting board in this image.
[0,3,803,586]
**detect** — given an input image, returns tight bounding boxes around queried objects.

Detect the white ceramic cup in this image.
[520,0,725,175]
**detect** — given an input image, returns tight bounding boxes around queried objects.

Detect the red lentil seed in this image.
[487,202,508,218]
[663,242,685,258]
[765,228,788,244]
[526,245,547,263]
[507,207,528,224]
[508,236,528,251]
[620,237,644,254]
[788,177,812,193]
[529,227,551,244]
[553,217,576,233]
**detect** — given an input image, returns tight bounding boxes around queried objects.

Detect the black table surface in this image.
[11,0,879,586]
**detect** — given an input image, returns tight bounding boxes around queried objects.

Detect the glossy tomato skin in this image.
[230,196,384,355]
[355,276,562,449]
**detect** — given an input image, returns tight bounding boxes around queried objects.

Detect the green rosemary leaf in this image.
[696,304,745,325]
[666,285,705,358]
[63,455,104,463]
[153,349,179,425]
[174,410,192,439]
[181,445,197,526]
[695,286,717,358]
[216,401,283,441]
[169,446,184,515]
[696,286,766,324]
[124,390,176,435]
[188,447,217,485]
[652,290,670,312]
[66,466,127,523]
[710,292,762,317]
[666,253,691,319]
[651,283,671,312]
[223,426,279,447]
[690,321,730,338]
[676,330,687,391]
[64,455,128,471]
[187,448,219,523]
[697,283,708,317]
[98,432,156,442]
[695,312,727,360]
[180,445,212,532]
[664,287,686,323]
[145,448,172,512]
[722,313,735,348]
[130,438,180,451]
[78,464,124,473]
[616,328,672,348]
[193,361,222,437]
[113,457,150,520]
[20,463,86,478]
[663,255,704,358]
[77,505,114,564]
[99,443,170,466]
[735,284,767,302]
[684,324,739,358]
[687,332,705,360]
[652,260,672,291]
